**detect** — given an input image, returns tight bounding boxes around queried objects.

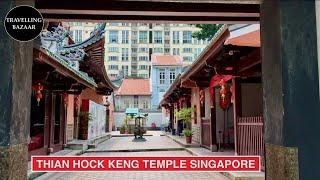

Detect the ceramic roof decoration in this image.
[39,23,108,88]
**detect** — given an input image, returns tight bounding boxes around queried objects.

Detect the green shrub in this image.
[120,125,126,134]
[182,129,193,137]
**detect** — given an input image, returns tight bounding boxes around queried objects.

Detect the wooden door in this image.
[201,118,211,148]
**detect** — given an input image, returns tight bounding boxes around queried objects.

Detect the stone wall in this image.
[192,124,200,143]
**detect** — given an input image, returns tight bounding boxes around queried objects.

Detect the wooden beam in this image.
[236,48,261,73]
[36,0,260,22]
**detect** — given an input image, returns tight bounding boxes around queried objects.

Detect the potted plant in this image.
[120,124,126,134]
[79,112,92,140]
[183,129,193,144]
[176,107,194,142]
[176,107,194,129]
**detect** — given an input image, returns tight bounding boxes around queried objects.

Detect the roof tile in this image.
[116,79,151,96]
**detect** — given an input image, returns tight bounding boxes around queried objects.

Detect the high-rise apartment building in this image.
[64,22,211,78]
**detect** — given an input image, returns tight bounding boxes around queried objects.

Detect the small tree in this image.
[191,24,223,41]
[176,107,194,130]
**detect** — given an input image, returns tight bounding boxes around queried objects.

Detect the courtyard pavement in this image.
[86,136,184,152]
[35,135,229,180]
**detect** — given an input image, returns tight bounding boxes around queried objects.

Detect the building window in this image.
[169,69,176,83]
[183,31,192,44]
[132,39,137,44]
[132,31,137,35]
[173,48,180,55]
[122,65,129,77]
[121,48,129,61]
[109,73,118,77]
[154,48,163,53]
[164,48,170,54]
[164,31,170,36]
[108,56,119,61]
[183,48,193,53]
[134,96,139,108]
[121,23,129,26]
[139,56,148,61]
[139,31,148,43]
[132,56,137,61]
[108,65,118,70]
[139,65,149,70]
[138,74,149,78]
[183,56,193,62]
[74,30,82,42]
[193,38,201,45]
[108,47,119,52]
[172,31,179,44]
[74,22,82,26]
[132,48,137,53]
[139,47,148,53]
[154,31,163,44]
[109,30,118,43]
[122,30,129,44]
[143,100,149,109]
[194,48,202,59]
[159,69,165,84]
[123,100,130,108]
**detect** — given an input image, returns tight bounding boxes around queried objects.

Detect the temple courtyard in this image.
[34,134,232,180]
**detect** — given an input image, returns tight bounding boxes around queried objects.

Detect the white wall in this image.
[113,111,162,128]
[88,100,106,139]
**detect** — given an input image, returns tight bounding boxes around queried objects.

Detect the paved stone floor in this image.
[86,136,184,152]
[35,136,229,180]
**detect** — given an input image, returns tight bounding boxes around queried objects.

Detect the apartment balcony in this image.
[131,43,138,48]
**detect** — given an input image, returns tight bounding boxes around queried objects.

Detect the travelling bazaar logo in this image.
[4,5,44,42]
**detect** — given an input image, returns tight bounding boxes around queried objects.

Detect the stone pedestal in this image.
[0,0,34,179]
[261,0,320,179]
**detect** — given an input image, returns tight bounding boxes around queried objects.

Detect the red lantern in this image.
[62,92,68,107]
[33,83,43,106]
[219,80,231,110]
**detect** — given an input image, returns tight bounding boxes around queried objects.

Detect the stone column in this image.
[261,0,320,179]
[0,0,34,179]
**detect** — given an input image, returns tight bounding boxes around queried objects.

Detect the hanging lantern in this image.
[62,92,68,107]
[219,80,232,110]
[74,96,80,111]
[209,87,215,108]
[199,90,205,106]
[33,83,43,106]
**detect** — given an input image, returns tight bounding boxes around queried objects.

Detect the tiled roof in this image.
[225,24,260,47]
[151,55,182,66]
[116,79,151,96]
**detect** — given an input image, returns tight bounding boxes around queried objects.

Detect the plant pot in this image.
[186,136,192,144]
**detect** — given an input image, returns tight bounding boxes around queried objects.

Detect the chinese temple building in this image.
[29,22,116,159]
[161,24,263,159]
